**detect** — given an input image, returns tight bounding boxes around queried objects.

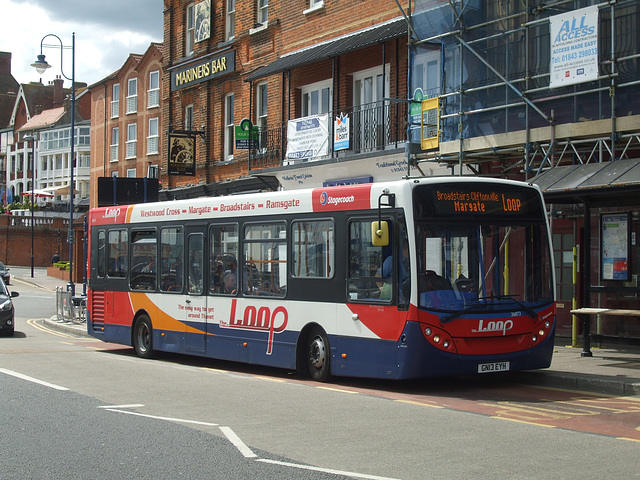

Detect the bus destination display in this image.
[415,183,541,219]
[435,190,523,214]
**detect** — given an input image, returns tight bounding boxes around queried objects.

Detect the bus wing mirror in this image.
[371,221,389,246]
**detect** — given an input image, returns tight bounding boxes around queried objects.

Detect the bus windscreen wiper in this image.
[440,304,490,324]
[478,295,537,318]
[440,295,536,323]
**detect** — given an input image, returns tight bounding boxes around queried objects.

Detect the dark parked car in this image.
[0,262,10,285]
[0,278,18,336]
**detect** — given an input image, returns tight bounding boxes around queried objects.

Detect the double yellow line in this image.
[26,318,76,338]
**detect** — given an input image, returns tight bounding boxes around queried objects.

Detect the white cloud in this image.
[0,0,162,88]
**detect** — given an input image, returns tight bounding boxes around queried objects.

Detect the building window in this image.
[77,126,91,146]
[257,0,268,24]
[111,83,120,118]
[127,168,137,178]
[301,80,332,116]
[148,71,160,108]
[224,93,234,161]
[226,0,235,41]
[147,164,159,178]
[126,78,138,114]
[126,123,137,159]
[185,104,194,130]
[78,153,90,168]
[110,127,119,162]
[186,3,195,56]
[256,82,268,152]
[304,0,324,14]
[147,118,159,155]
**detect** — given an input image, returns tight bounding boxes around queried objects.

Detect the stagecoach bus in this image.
[86,177,555,381]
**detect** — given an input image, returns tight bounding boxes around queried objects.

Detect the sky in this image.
[0,0,163,88]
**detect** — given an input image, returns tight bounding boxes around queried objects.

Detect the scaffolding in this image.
[407,0,640,179]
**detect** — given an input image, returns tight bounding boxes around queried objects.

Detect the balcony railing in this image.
[249,99,409,171]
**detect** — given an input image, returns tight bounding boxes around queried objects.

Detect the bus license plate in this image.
[477,361,510,373]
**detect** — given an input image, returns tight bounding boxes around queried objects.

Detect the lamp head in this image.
[31,54,51,75]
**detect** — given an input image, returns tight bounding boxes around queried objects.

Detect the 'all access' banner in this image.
[549,6,599,88]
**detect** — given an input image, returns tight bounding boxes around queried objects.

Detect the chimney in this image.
[0,51,10,76]
[53,76,64,107]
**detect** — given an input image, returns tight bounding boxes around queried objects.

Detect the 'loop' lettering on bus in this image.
[221,299,288,354]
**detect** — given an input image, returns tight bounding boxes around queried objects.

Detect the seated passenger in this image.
[222,270,237,294]
[418,271,455,308]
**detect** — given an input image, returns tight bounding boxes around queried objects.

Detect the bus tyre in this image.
[133,315,154,359]
[306,327,331,382]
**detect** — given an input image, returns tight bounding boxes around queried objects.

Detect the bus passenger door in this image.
[184,227,207,353]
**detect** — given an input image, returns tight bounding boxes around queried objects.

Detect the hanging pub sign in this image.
[168,132,196,176]
[170,50,235,91]
[194,0,211,43]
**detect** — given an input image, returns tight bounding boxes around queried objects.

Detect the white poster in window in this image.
[549,6,599,88]
[334,114,349,151]
[601,213,629,281]
[286,114,329,160]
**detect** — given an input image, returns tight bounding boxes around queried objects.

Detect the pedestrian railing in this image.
[56,287,86,323]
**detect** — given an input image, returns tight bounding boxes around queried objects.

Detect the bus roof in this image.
[88,177,540,226]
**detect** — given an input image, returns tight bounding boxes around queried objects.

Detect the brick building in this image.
[161,0,427,199]
[88,43,163,209]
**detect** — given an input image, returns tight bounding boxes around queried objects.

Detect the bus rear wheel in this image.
[306,327,330,382]
[133,315,154,359]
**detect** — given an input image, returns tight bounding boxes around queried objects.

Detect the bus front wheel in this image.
[133,315,154,359]
[306,327,331,382]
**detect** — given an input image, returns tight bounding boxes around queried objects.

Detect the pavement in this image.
[8,265,640,396]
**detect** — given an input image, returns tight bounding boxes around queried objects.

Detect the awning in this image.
[245,17,408,82]
[21,189,55,198]
[530,159,640,203]
[42,185,79,196]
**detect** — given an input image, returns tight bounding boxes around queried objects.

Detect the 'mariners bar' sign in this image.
[170,50,235,91]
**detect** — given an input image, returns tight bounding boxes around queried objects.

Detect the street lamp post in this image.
[23,135,36,278]
[31,32,76,296]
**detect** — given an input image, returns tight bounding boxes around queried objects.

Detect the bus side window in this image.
[107,229,128,278]
[209,224,239,295]
[160,227,184,293]
[130,230,157,291]
[97,230,106,278]
[188,234,204,295]
[243,223,286,297]
[348,220,388,302]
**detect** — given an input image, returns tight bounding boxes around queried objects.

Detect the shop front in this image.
[533,159,640,344]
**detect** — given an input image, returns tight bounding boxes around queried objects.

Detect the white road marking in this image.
[104,407,219,426]
[0,368,69,391]
[102,405,399,479]
[219,426,258,458]
[98,404,145,409]
[257,459,402,480]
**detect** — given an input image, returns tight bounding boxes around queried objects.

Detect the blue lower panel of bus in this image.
[89,318,554,380]
[332,321,555,380]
